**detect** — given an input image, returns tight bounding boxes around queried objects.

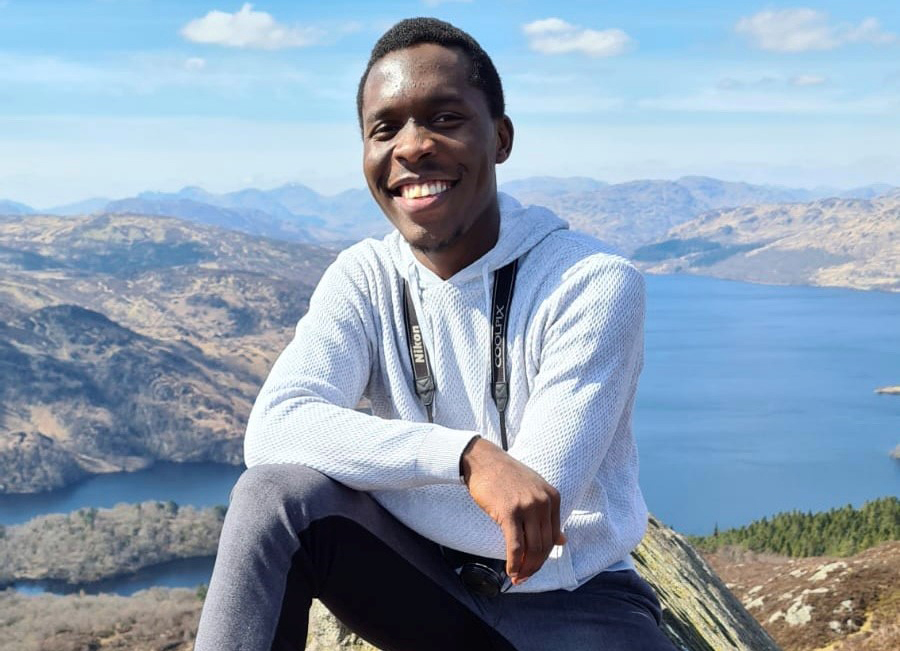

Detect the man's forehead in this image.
[367,44,469,90]
[361,44,475,121]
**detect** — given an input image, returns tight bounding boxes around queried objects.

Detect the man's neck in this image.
[411,208,501,280]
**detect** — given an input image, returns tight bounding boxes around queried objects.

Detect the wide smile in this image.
[388,179,458,212]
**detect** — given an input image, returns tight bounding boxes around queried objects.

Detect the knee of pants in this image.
[228,463,349,525]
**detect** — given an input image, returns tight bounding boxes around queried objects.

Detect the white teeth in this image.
[400,181,451,199]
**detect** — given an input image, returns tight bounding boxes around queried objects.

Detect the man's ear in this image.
[495,115,514,164]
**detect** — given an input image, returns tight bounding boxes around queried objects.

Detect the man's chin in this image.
[403,225,464,255]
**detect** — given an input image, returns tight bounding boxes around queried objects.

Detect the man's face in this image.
[360,43,512,254]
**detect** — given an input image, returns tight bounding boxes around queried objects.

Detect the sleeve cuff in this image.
[415,426,481,484]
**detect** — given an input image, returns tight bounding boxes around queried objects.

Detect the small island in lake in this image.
[875,386,900,395]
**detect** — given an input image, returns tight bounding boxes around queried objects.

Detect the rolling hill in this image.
[0,213,336,492]
[633,195,900,292]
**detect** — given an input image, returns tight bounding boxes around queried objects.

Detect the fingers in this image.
[464,447,567,585]
[516,512,545,582]
[551,487,566,546]
[510,490,562,585]
[502,519,524,582]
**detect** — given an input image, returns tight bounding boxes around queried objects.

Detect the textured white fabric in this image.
[244,194,649,592]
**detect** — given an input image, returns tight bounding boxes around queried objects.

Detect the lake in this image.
[2,274,898,594]
[636,275,898,535]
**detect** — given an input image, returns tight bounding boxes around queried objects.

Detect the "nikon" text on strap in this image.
[402,259,519,450]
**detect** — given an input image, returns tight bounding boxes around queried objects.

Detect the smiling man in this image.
[195,17,675,651]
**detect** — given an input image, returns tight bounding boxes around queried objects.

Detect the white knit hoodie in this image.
[244,194,648,592]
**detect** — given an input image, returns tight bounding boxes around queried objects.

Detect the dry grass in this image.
[704,541,900,651]
[0,587,202,651]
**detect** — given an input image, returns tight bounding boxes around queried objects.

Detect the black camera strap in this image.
[489,259,518,450]
[402,277,436,423]
[402,259,519,450]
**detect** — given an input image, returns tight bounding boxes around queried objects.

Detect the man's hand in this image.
[461,437,567,585]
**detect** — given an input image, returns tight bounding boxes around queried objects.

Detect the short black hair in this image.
[356,17,505,129]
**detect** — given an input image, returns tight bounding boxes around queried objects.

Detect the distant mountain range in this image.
[499,176,898,253]
[2,182,387,245]
[0,174,896,309]
[3,176,896,254]
[0,200,35,216]
[0,214,336,492]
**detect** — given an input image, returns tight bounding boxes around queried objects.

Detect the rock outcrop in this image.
[633,517,781,650]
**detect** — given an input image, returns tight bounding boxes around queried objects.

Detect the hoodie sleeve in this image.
[508,256,645,527]
[243,250,479,489]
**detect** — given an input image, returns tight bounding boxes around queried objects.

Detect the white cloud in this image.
[183,57,206,72]
[735,9,897,53]
[845,17,898,46]
[522,18,633,57]
[423,0,472,6]
[790,74,827,87]
[180,3,323,49]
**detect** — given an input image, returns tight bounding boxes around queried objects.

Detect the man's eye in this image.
[370,124,398,140]
[433,113,463,126]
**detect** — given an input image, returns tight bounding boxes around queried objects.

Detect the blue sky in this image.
[1,0,898,207]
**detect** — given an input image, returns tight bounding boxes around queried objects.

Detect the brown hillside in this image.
[637,196,899,291]
[0,214,335,492]
[703,542,900,651]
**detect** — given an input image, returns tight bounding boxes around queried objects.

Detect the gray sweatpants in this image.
[194,464,676,651]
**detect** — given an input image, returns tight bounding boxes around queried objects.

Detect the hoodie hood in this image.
[385,192,568,285]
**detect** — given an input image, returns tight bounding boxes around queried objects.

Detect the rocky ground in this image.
[703,541,900,651]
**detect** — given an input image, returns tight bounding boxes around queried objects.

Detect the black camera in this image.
[442,547,510,597]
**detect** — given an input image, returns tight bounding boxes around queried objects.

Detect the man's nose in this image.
[393,120,436,163]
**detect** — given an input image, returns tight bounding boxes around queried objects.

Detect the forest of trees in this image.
[0,501,225,584]
[689,497,899,557]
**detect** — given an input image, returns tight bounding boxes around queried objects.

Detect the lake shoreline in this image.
[4,496,898,597]
[3,556,216,596]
